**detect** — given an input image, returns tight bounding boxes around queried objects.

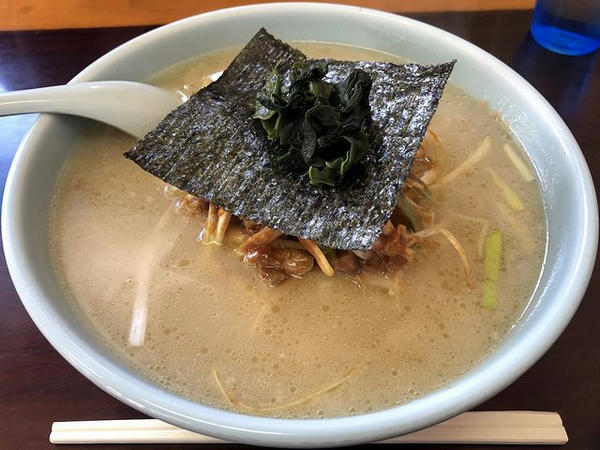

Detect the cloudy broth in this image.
[49,43,546,418]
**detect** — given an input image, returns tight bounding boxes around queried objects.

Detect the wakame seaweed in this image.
[125,28,455,250]
[254,63,373,187]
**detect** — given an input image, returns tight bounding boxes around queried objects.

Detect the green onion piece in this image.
[487,168,525,211]
[483,230,502,309]
[483,280,498,309]
[502,144,535,182]
[397,196,422,231]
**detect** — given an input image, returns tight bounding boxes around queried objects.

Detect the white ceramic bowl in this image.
[2,3,597,447]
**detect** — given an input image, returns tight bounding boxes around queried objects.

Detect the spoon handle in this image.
[0,81,182,138]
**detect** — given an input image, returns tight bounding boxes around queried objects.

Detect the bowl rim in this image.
[2,2,598,447]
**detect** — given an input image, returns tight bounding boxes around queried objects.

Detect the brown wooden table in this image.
[1,10,598,450]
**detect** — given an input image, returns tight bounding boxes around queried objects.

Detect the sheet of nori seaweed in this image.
[125,28,454,250]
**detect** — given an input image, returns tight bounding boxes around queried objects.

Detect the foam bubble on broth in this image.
[48,42,546,418]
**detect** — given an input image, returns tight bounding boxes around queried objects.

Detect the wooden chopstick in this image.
[50,411,568,445]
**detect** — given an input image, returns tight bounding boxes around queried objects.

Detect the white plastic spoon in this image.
[0,81,184,139]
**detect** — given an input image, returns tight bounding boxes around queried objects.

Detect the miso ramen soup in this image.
[49,42,546,418]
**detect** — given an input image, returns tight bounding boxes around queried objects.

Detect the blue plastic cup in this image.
[531,0,600,55]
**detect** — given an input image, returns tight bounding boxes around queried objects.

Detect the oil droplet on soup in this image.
[49,42,546,418]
